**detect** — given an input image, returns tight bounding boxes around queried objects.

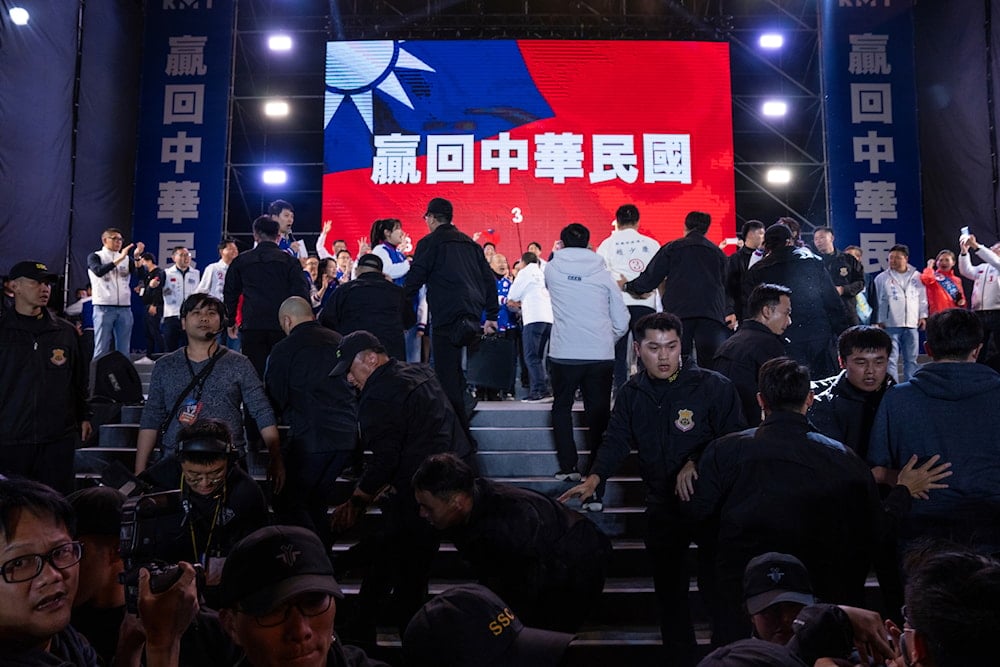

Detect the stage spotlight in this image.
[268,35,293,52]
[9,7,29,25]
[264,100,289,117]
[759,33,784,49]
[262,169,288,185]
[762,100,788,117]
[766,168,792,184]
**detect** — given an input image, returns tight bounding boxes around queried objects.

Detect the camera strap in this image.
[159,346,228,439]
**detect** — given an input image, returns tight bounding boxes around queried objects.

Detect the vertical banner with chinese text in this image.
[132,0,234,269]
[821,0,923,273]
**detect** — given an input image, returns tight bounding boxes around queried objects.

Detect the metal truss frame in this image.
[227,0,827,238]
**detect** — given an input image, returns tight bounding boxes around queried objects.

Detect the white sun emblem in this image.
[325,40,435,134]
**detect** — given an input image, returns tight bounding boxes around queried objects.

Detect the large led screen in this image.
[322,40,734,258]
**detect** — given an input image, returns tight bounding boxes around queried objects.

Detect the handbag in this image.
[466,334,516,390]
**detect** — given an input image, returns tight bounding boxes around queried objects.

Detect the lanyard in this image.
[180,476,227,566]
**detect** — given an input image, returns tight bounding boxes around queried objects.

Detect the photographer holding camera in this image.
[139,419,268,596]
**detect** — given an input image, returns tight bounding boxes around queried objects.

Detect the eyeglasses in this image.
[107,236,124,242]
[1,541,83,584]
[242,591,332,627]
[183,470,226,486]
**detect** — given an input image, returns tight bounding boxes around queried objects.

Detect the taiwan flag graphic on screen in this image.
[322,40,735,259]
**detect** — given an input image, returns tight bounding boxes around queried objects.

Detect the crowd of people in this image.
[1,198,999,666]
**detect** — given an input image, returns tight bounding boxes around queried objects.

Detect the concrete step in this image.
[473,450,640,478]
[333,538,654,580]
[471,402,589,427]
[121,404,145,423]
[97,424,139,448]
[470,426,587,450]
[364,627,686,667]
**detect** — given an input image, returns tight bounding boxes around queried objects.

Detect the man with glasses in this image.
[213,525,385,667]
[0,476,97,665]
[87,227,145,357]
[161,246,201,352]
[140,418,268,594]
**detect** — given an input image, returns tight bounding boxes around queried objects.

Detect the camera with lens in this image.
[119,489,201,614]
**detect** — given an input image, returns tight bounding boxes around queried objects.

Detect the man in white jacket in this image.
[596,204,659,390]
[959,233,1000,362]
[544,223,629,506]
[507,252,554,402]
[873,244,927,382]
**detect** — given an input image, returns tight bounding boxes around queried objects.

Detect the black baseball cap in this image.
[403,584,574,667]
[698,638,808,666]
[425,197,453,219]
[329,330,384,376]
[8,261,59,284]
[219,525,342,614]
[355,253,384,272]
[742,552,815,615]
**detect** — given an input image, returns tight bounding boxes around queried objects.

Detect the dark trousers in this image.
[645,503,701,667]
[240,329,286,449]
[0,437,76,496]
[430,324,472,433]
[614,305,655,390]
[241,329,286,379]
[272,448,353,550]
[521,322,552,396]
[550,360,613,475]
[787,335,838,380]
[680,317,728,369]
[145,310,164,354]
[161,316,186,352]
[352,502,439,646]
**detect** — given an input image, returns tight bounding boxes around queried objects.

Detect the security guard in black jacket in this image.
[0,261,91,494]
[328,330,474,648]
[266,296,358,548]
[404,198,498,431]
[413,453,611,633]
[320,253,416,360]
[223,216,309,378]
[561,312,745,667]
[685,357,950,646]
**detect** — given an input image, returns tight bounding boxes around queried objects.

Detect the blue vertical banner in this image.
[132,0,234,270]
[821,0,923,274]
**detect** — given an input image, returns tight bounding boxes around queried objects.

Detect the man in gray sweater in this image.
[134,294,285,493]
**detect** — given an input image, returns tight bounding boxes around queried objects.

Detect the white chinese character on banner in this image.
[854,180,897,224]
[163,0,213,8]
[643,134,691,184]
[849,33,891,75]
[166,36,208,76]
[427,135,475,184]
[157,181,200,224]
[853,131,895,173]
[163,84,205,124]
[534,132,584,183]
[590,135,638,184]
[481,132,528,184]
[371,134,421,184]
[161,132,202,174]
[859,232,897,273]
[850,83,893,124]
[158,232,196,267]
